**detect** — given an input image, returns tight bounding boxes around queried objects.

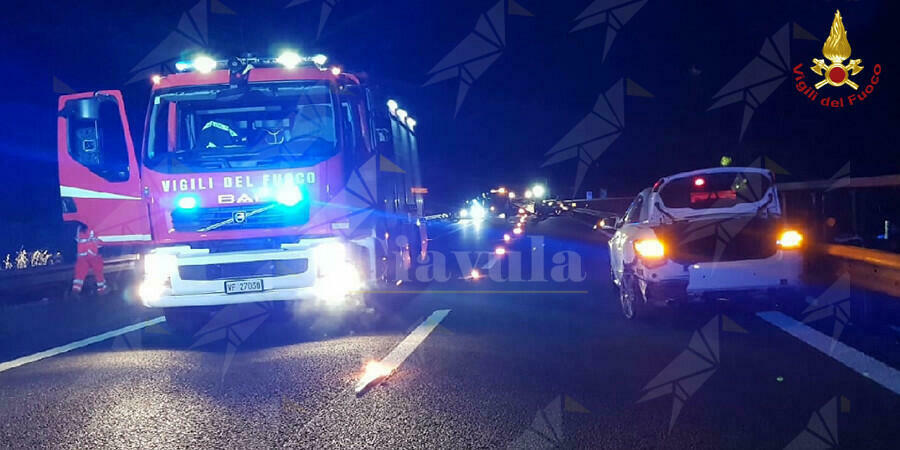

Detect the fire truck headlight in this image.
[144,253,178,279]
[192,55,217,73]
[314,263,361,305]
[276,51,303,69]
[138,281,165,303]
[313,242,361,304]
[140,253,176,303]
[314,242,347,275]
[276,184,303,206]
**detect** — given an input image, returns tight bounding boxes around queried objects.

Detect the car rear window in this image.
[658,172,772,209]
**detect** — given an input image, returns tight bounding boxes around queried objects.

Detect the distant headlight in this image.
[778,230,803,249]
[470,203,486,221]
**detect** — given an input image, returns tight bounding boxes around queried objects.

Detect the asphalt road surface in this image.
[2,216,900,449]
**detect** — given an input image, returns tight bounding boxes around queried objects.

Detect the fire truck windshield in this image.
[145,81,340,173]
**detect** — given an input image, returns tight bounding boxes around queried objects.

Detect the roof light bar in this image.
[276,51,303,69]
[192,55,217,73]
[174,51,333,73]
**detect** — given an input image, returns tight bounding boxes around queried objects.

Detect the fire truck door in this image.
[57,90,151,245]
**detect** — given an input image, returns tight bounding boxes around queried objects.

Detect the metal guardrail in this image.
[817,244,900,297]
[0,255,139,294]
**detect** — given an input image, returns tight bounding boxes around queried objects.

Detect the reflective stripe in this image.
[72,279,84,285]
[97,234,151,242]
[60,186,141,201]
[202,121,238,137]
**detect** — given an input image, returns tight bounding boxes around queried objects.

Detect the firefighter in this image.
[72,224,107,295]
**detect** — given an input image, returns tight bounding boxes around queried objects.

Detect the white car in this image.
[606,167,804,319]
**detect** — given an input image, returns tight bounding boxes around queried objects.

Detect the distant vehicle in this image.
[461,192,512,223]
[56,52,426,333]
[605,167,804,319]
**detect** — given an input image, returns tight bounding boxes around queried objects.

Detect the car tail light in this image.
[634,239,666,267]
[777,230,803,249]
[635,239,666,258]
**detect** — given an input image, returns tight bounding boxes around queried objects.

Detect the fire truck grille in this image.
[171,204,310,232]
[178,259,309,281]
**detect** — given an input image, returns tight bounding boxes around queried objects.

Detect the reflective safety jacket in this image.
[76,229,100,257]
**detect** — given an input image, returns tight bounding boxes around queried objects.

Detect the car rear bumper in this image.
[685,250,802,294]
[638,250,803,302]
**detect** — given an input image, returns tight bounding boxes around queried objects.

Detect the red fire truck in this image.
[57,52,426,331]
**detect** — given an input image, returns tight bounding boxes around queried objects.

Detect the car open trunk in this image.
[653,214,779,265]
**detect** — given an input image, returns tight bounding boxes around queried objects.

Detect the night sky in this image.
[1,0,897,252]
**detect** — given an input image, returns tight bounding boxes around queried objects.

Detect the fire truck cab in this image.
[57,53,426,329]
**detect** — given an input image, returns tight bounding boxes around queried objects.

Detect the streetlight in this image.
[531,184,546,199]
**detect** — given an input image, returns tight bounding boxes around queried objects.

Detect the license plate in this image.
[224,279,264,294]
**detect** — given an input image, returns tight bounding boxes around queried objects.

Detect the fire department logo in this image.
[793,10,882,109]
[233,211,247,223]
[811,10,863,90]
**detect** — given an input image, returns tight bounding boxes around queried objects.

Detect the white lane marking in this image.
[98,234,152,242]
[758,311,900,395]
[0,316,166,373]
[355,309,451,394]
[60,186,142,200]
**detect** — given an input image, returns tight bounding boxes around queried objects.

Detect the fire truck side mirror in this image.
[62,97,102,120]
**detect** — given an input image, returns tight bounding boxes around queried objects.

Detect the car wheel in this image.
[619,273,642,320]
